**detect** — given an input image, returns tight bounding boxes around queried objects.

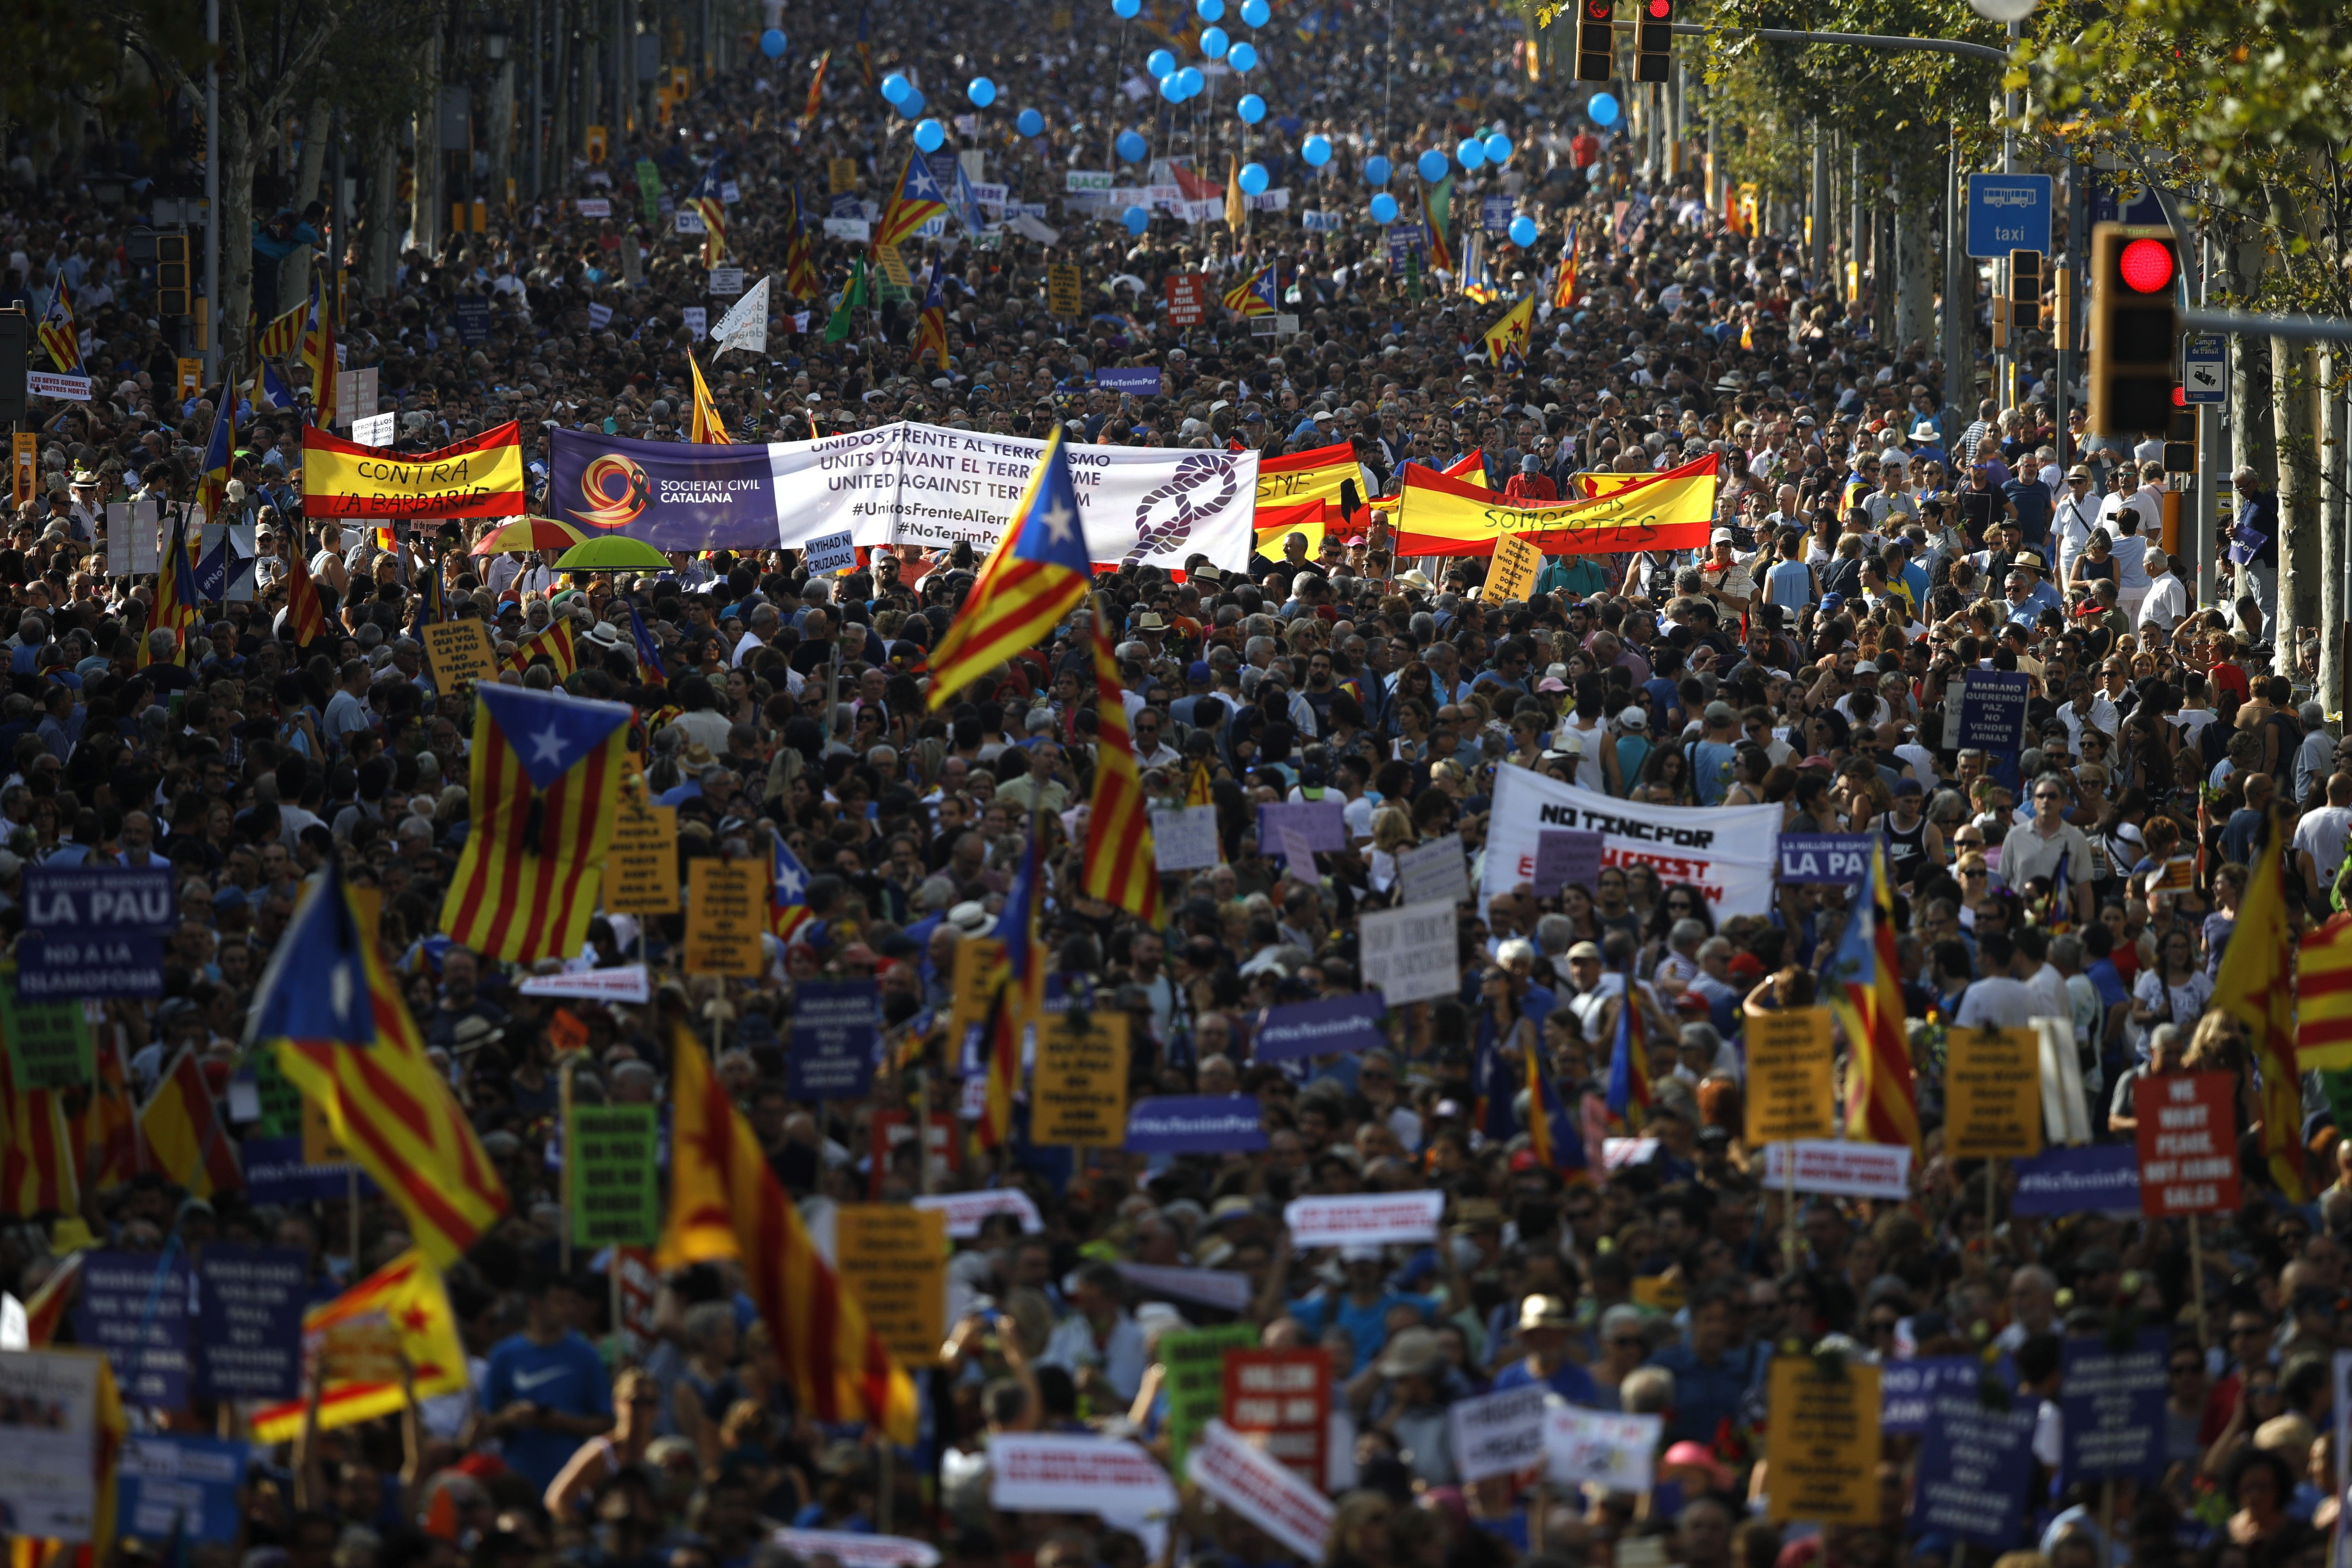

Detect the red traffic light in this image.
[1647,0,1671,15]
[1585,0,1612,16]
[2171,386,2187,408]
[2119,238,2175,294]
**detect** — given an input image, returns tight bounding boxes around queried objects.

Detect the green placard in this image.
[1161,1323,1258,1471]
[636,159,665,224]
[248,1046,306,1136]
[1,971,92,1090]
[570,1104,660,1246]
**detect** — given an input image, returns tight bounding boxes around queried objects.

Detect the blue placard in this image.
[2182,335,2226,406]
[1879,1355,1986,1435]
[1095,367,1163,396]
[239,1135,374,1204]
[1480,195,1513,235]
[2060,1329,2168,1483]
[1776,833,1875,885]
[196,1244,309,1401]
[787,978,881,1098]
[16,931,165,999]
[74,1249,192,1407]
[1253,992,1387,1062]
[1124,1095,1266,1155]
[1912,1395,2038,1546]
[117,1434,249,1542]
[22,865,178,930]
[1966,173,2053,259]
[453,299,492,345]
[1257,800,1347,851]
[1956,669,2031,754]
[2012,1143,2141,1216]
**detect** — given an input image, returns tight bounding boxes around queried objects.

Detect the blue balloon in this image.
[1239,162,1268,195]
[1116,129,1149,162]
[1485,132,1513,164]
[1197,0,1224,17]
[968,77,996,107]
[1364,155,1391,185]
[1370,192,1399,224]
[759,28,787,58]
[1240,0,1269,22]
[881,72,910,103]
[1146,47,1177,78]
[898,88,925,118]
[1456,138,1485,170]
[1113,0,1140,14]
[1177,66,1204,95]
[1417,148,1448,182]
[1200,25,1229,57]
[1509,214,1538,248]
[1235,93,1265,124]
[1301,134,1332,167]
[1227,40,1257,71]
[1016,107,1045,136]
[913,118,945,153]
[1588,91,1620,127]
[1123,205,1150,235]
[1160,73,1186,102]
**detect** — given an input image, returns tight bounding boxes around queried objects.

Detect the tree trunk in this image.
[551,0,571,191]
[2273,336,2320,678]
[1895,199,1936,359]
[488,61,516,214]
[281,96,334,317]
[2321,354,2346,728]
[365,120,399,303]
[219,94,258,396]
[2233,332,2276,482]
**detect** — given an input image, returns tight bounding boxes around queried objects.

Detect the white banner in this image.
[1359,902,1459,1004]
[772,1531,939,1568]
[1480,770,1782,919]
[1449,1386,1551,1483]
[0,1349,102,1540]
[1283,1190,1445,1248]
[1187,1420,1334,1562]
[990,1434,1178,1516]
[912,1188,1043,1237]
[1761,1139,1915,1200]
[518,965,652,1003]
[1544,1403,1661,1493]
[1115,1262,1256,1312]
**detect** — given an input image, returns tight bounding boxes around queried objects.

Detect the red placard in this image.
[870,1109,962,1198]
[613,1246,662,1354]
[2135,1071,2240,1216]
[1222,1348,1330,1484]
[1164,272,1210,327]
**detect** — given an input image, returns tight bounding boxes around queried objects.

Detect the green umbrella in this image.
[554,535,672,572]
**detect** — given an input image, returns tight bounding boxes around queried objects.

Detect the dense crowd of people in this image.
[0,7,2333,1568]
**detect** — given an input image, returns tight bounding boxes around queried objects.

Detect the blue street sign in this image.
[1966,173,2053,259]
[2182,334,2226,404]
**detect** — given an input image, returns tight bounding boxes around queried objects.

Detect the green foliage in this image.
[2,0,207,147]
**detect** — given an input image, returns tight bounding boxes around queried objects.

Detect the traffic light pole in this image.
[1638,20,2007,67]
[2179,308,2352,345]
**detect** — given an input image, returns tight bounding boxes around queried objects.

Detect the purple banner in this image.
[547,426,778,551]
[1253,992,1387,1062]
[2012,1143,2141,1215]
[1257,800,1347,851]
[1532,829,1606,895]
[1776,833,1875,885]
[1096,368,1164,396]
[1124,1095,1266,1154]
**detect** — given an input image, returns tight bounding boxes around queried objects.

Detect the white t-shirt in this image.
[1955,976,2037,1029]
[2294,805,2352,890]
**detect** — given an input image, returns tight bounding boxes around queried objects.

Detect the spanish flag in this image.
[1081,593,1160,923]
[2213,810,2306,1197]
[250,1250,471,1440]
[662,1026,919,1442]
[1391,452,1718,557]
[138,1047,242,1198]
[688,354,731,444]
[1253,439,1360,520]
[926,427,1094,708]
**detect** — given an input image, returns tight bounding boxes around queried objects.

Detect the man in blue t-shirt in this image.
[1285,1246,1444,1375]
[481,1271,614,1489]
[1490,1293,1601,1405]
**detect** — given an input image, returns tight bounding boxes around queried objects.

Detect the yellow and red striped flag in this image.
[0,1047,79,1217]
[255,298,307,361]
[926,426,1093,709]
[2299,913,2352,1069]
[1551,221,1581,310]
[871,147,950,257]
[2214,812,2307,1197]
[506,615,579,681]
[784,194,821,300]
[1828,838,1920,1152]
[71,1030,140,1193]
[37,273,80,373]
[138,1046,242,1198]
[440,683,633,964]
[257,863,509,1266]
[300,277,338,423]
[802,49,832,126]
[660,1026,919,1442]
[283,545,331,648]
[19,1250,84,1347]
[688,354,731,444]
[1080,594,1160,923]
[249,1249,471,1439]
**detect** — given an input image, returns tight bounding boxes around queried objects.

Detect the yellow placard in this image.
[947,936,1008,1043]
[585,125,609,163]
[1033,1011,1130,1146]
[875,244,912,289]
[9,434,34,508]
[829,157,860,194]
[1765,1357,1881,1525]
[317,1315,402,1385]
[1631,1274,1686,1313]
[1047,263,1083,318]
[682,859,764,975]
[421,619,502,692]
[1743,1005,1837,1145]
[606,798,681,915]
[1484,533,1543,603]
[1945,1026,2044,1159]
[836,1205,947,1368]
[176,357,203,400]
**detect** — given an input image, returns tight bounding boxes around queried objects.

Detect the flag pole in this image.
[558,1053,576,1275]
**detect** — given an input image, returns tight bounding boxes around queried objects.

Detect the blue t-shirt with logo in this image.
[483,1329,612,1488]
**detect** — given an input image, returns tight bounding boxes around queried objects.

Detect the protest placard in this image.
[1115,1263,1255,1313]
[1760,1140,1913,1200]
[946,935,1008,1047]
[1283,1190,1446,1247]
[0,1348,104,1539]
[1224,1348,1331,1483]
[1359,902,1459,1004]
[683,860,765,974]
[2061,1329,2168,1482]
[1531,829,1607,896]
[2135,1071,2239,1215]
[1253,993,1386,1061]
[1946,1026,2044,1158]
[519,966,652,1004]
[1743,1005,1834,1144]
[1151,804,1221,871]
[118,1433,248,1542]
[1912,1396,2037,1545]
[1161,1323,1259,1470]
[1448,1385,1550,1483]
[422,620,502,691]
[867,1109,959,1198]
[1257,800,1346,851]
[1765,1358,1880,1525]
[1878,1356,1986,1435]
[1187,1420,1334,1562]
[1124,1095,1265,1155]
[912,1189,1043,1237]
[1776,834,1876,885]
[1396,833,1471,906]
[0,969,93,1089]
[2011,1144,2141,1215]
[1034,1012,1129,1145]
[74,1250,190,1406]
[1484,533,1543,602]
[604,798,680,914]
[194,1244,306,1401]
[836,1205,947,1368]
[569,1105,660,1246]
[772,1533,939,1568]
[787,979,881,1098]
[990,1433,1177,1516]
[1544,1405,1661,1493]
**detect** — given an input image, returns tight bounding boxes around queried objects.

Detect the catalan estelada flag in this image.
[256,298,308,361]
[300,276,338,423]
[802,49,831,126]
[687,353,731,444]
[198,401,235,520]
[1827,839,1919,1153]
[0,1048,77,1216]
[976,829,1044,1152]
[507,616,579,682]
[627,600,667,686]
[2213,811,2306,1197]
[1223,262,1278,317]
[2298,912,2352,1069]
[783,192,821,299]
[143,505,198,667]
[37,273,80,372]
[1552,221,1582,310]
[249,359,295,413]
[1603,963,1651,1132]
[1525,1042,1588,1183]
[913,260,949,372]
[661,1025,919,1442]
[282,545,330,647]
[1081,593,1160,922]
[925,426,1093,708]
[772,833,814,943]
[440,683,633,964]
[249,1250,471,1439]
[871,146,950,257]
[688,166,729,268]
[138,1047,242,1198]
[256,862,508,1265]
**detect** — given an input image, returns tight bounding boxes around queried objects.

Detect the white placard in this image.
[720,180,742,204]
[576,197,612,218]
[1396,833,1470,907]
[771,1534,937,1568]
[518,965,652,1003]
[990,1433,1178,1516]
[822,217,872,241]
[711,275,771,357]
[1282,1190,1445,1249]
[1479,769,1783,919]
[0,1349,102,1540]
[1760,1139,1915,1199]
[337,364,378,430]
[1276,822,1319,885]
[0,1295,22,1351]
[803,528,856,576]
[681,307,708,341]
[28,372,92,401]
[1115,1263,1254,1312]
[105,499,162,577]
[912,1188,1042,1237]
[1450,1386,1552,1483]
[1359,901,1459,1005]
[586,302,615,331]
[1544,1403,1661,1493]
[1066,170,1115,192]
[674,208,707,234]
[709,266,745,296]
[351,412,397,448]
[1186,1420,1333,1562]
[1151,805,1221,872]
